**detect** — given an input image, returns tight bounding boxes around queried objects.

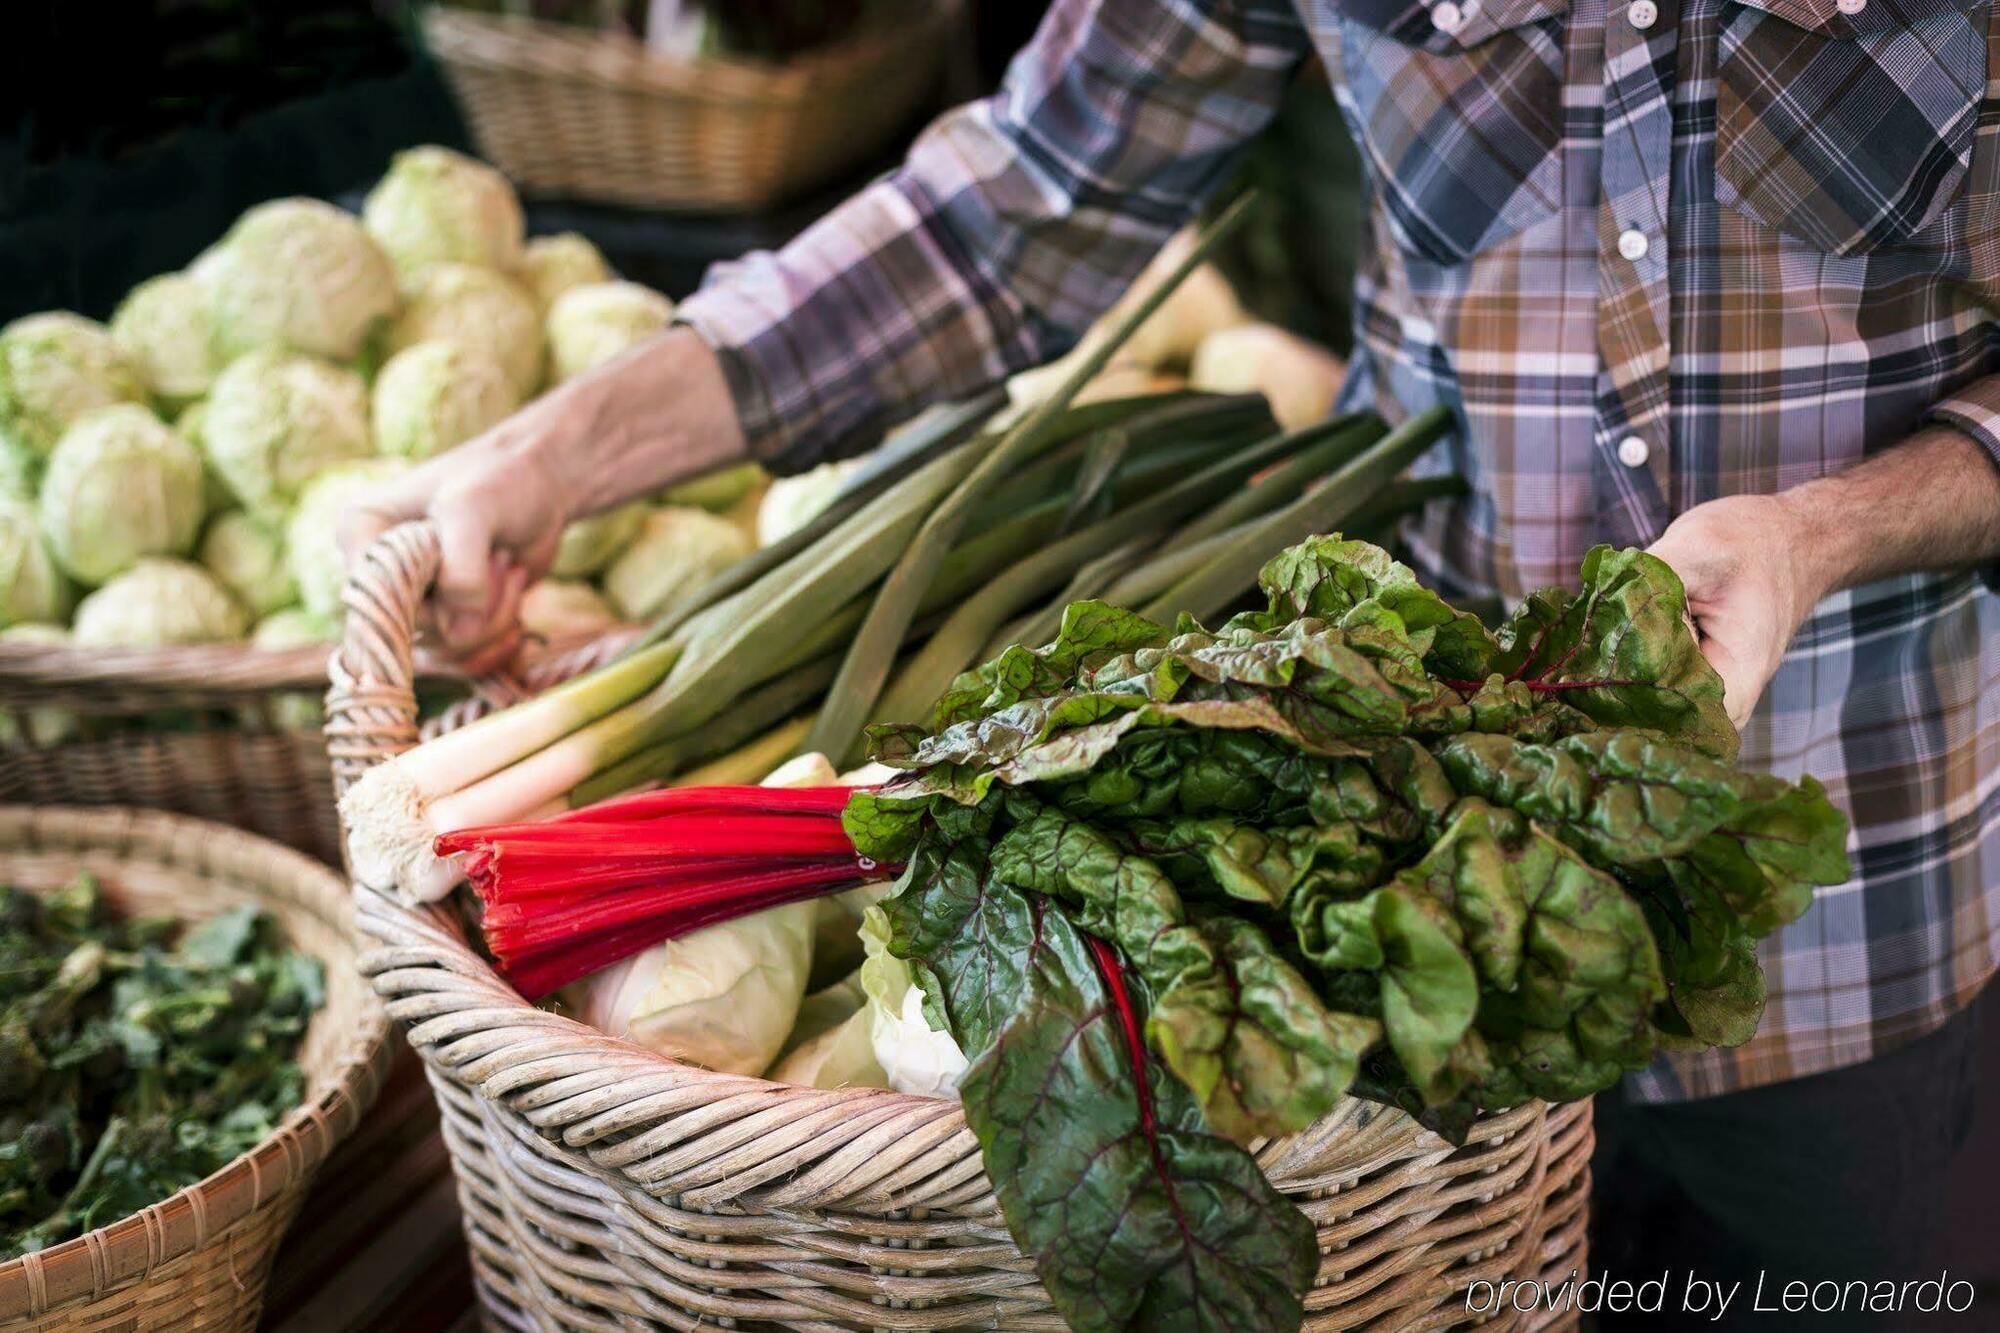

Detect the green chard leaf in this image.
[1145,914,1379,1143]
[847,533,1856,1328]
[984,798,1371,1140]
[929,883,1318,1331]
[1434,731,1847,928]
[1493,545,1738,761]
[1246,534,1500,680]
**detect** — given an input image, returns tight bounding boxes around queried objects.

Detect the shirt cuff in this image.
[1925,378,2000,591]
[1927,377,2000,468]
[674,286,894,478]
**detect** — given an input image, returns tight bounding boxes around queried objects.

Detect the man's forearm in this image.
[536,327,749,518]
[1779,426,2000,599]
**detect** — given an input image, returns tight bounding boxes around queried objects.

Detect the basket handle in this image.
[325,520,638,800]
[326,521,459,800]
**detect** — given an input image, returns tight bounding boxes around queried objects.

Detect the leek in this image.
[807,192,1262,762]
[868,420,1315,735]
[1143,405,1454,624]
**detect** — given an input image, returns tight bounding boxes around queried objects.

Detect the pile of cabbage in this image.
[0,145,772,739]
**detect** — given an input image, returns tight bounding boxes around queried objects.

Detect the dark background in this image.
[5,0,1993,1317]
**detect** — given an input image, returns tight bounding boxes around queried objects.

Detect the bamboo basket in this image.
[0,805,393,1331]
[421,4,961,212]
[330,523,1594,1331]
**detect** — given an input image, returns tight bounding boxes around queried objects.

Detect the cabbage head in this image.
[288,458,412,618]
[756,456,863,546]
[0,623,80,748]
[545,281,672,382]
[110,272,224,405]
[204,351,372,518]
[248,607,340,730]
[252,606,339,648]
[372,339,519,459]
[0,497,71,627]
[73,558,248,647]
[601,506,752,621]
[520,578,619,642]
[767,973,884,1089]
[199,510,296,617]
[661,461,765,513]
[39,404,207,586]
[202,198,399,363]
[0,313,146,455]
[363,146,525,286]
[388,264,543,395]
[857,904,968,1098]
[768,903,968,1095]
[549,501,645,578]
[569,753,826,1075]
[519,232,612,314]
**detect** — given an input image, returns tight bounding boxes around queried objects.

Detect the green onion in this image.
[868,419,1317,736]
[806,192,1263,762]
[1143,405,1454,624]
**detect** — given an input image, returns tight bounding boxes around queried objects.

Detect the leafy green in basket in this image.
[845,535,1850,1332]
[0,876,321,1260]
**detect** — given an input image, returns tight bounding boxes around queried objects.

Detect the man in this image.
[346,0,1997,1298]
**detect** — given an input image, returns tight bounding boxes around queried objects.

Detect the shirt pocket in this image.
[1331,0,1570,266]
[1715,0,1989,255]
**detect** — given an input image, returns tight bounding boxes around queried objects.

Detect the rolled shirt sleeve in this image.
[1927,374,2000,472]
[673,0,1311,474]
[1925,377,2000,588]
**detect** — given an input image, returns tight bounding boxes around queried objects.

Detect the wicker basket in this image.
[330,523,1594,1331]
[0,642,343,863]
[0,805,394,1330]
[420,4,960,212]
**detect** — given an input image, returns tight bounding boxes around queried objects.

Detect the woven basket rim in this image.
[0,641,335,695]
[421,2,956,104]
[0,805,393,1321]
[0,633,604,705]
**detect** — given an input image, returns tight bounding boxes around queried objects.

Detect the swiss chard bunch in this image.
[0,877,322,1260]
[844,536,1849,1333]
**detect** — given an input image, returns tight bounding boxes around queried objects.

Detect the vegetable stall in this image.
[0,146,760,863]
[0,25,1879,1323]
[317,203,1847,1330]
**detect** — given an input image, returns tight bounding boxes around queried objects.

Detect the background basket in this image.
[0,643,345,864]
[419,3,960,212]
[330,523,1592,1330]
[0,805,393,1331]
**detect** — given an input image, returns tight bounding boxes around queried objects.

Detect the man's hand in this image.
[1647,495,1824,729]
[1648,426,2000,728]
[337,327,748,668]
[337,411,577,673]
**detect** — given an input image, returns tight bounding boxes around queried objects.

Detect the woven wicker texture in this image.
[0,641,344,863]
[331,523,1593,1330]
[0,805,394,1330]
[421,5,959,211]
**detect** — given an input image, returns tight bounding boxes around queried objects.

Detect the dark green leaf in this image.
[1494,545,1738,761]
[951,890,1317,1332]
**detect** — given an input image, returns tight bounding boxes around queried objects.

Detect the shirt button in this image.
[1835,0,1866,12]
[1617,229,1650,261]
[1616,436,1651,468]
[1433,1,1465,33]
[1628,0,1659,26]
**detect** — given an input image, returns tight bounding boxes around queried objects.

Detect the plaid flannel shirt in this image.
[676,0,2000,1101]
